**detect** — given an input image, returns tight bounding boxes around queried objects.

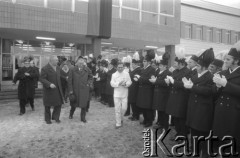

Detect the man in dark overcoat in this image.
[13,57,38,115]
[165,53,191,138]
[68,56,93,123]
[184,48,215,157]
[97,60,108,105]
[151,58,171,131]
[135,50,156,127]
[187,55,198,77]
[105,59,118,107]
[128,58,142,121]
[40,56,64,124]
[212,48,240,155]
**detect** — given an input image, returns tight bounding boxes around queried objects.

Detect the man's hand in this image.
[50,84,56,89]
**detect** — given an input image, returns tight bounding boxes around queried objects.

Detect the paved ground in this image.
[0,99,178,158]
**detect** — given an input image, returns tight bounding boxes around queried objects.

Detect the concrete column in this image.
[92,38,101,58]
[230,30,236,45]
[165,45,175,67]
[180,22,185,38]
[0,38,2,91]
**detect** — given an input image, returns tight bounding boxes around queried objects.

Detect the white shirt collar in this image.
[198,70,208,78]
[229,66,240,74]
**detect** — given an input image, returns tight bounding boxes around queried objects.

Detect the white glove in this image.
[167,76,174,84]
[96,77,100,81]
[213,74,227,87]
[133,77,138,81]
[164,78,170,85]
[149,78,156,83]
[134,74,140,79]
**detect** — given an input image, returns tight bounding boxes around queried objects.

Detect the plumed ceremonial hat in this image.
[175,47,186,63]
[110,58,118,67]
[197,48,215,67]
[228,48,240,59]
[211,59,224,68]
[145,49,155,62]
[132,51,140,63]
[190,55,198,62]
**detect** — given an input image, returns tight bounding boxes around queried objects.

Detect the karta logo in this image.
[142,129,239,157]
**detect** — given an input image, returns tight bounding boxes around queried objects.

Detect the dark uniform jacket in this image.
[212,67,240,142]
[128,67,142,103]
[186,71,215,132]
[32,66,39,88]
[152,69,172,111]
[190,68,198,78]
[165,67,191,118]
[98,69,107,94]
[13,67,38,100]
[105,68,117,96]
[136,65,155,109]
[40,64,64,107]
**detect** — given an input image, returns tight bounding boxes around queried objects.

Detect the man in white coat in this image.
[111,61,132,129]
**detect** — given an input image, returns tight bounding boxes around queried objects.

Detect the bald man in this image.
[40,56,64,124]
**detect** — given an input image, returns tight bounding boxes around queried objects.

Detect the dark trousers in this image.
[130,102,140,119]
[107,94,114,107]
[100,94,107,103]
[27,98,34,109]
[142,108,154,124]
[19,99,26,114]
[191,128,209,158]
[173,117,188,137]
[45,105,61,122]
[86,101,90,111]
[70,106,86,121]
[125,102,131,115]
[157,111,169,130]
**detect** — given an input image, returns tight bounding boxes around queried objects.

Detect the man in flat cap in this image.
[212,48,240,155]
[208,59,224,75]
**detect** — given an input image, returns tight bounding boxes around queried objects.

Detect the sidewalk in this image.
[0,99,172,158]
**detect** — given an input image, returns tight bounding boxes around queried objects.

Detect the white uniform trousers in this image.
[114,97,128,127]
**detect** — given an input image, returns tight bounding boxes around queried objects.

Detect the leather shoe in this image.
[115,125,121,129]
[81,119,87,123]
[144,123,152,128]
[140,121,146,125]
[69,116,73,119]
[55,120,61,123]
[19,112,25,116]
[46,121,52,124]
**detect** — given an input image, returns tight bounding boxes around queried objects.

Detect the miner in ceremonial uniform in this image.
[150,52,171,131]
[105,58,118,107]
[183,48,215,158]
[188,55,198,77]
[212,47,240,155]
[165,47,192,138]
[128,52,142,121]
[135,50,156,127]
[97,60,108,105]
[208,59,224,75]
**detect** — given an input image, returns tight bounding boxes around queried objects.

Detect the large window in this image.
[160,0,174,15]
[2,39,13,81]
[226,31,231,44]
[48,0,72,11]
[185,24,192,39]
[122,0,139,9]
[142,0,158,13]
[196,26,203,40]
[75,0,88,13]
[16,0,44,7]
[216,29,222,43]
[234,33,239,43]
[206,28,213,42]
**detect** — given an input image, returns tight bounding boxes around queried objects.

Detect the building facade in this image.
[0,0,180,91]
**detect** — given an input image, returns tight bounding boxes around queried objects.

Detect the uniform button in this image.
[227,97,229,100]
[195,100,197,103]
[195,95,197,97]
[227,104,229,107]
[220,103,223,106]
[221,96,223,99]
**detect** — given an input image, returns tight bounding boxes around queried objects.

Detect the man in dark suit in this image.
[188,55,198,77]
[128,56,142,121]
[13,57,38,115]
[135,50,156,127]
[183,48,215,158]
[105,59,118,107]
[213,48,240,155]
[40,56,64,124]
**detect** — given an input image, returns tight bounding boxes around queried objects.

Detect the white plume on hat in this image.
[123,55,132,63]
[215,49,229,60]
[175,46,186,60]
[196,49,206,57]
[89,54,93,58]
[83,55,88,59]
[132,51,140,61]
[154,54,161,63]
[234,40,240,51]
